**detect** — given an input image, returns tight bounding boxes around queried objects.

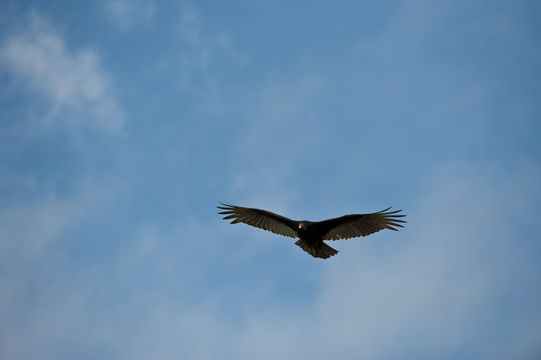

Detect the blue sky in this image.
[1,1,540,359]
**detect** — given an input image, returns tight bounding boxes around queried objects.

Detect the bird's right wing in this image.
[317,207,406,241]
[217,203,298,238]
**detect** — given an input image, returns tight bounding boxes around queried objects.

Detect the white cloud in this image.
[0,12,125,132]
[103,0,155,30]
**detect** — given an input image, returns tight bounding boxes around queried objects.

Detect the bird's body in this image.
[294,221,339,258]
[217,203,406,259]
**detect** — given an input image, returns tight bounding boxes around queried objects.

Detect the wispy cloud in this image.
[103,0,155,30]
[228,73,324,212]
[177,4,245,92]
[0,12,125,132]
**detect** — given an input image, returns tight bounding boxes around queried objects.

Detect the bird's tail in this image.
[295,239,338,259]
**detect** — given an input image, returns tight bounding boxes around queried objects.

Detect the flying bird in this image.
[217,203,406,259]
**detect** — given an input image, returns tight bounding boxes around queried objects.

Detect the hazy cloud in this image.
[0,12,125,132]
[228,73,324,212]
[177,4,245,92]
[103,0,155,30]
[309,163,541,359]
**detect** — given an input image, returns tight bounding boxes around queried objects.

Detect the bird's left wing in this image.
[217,203,298,238]
[316,207,406,241]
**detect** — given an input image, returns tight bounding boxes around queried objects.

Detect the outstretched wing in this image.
[317,207,406,241]
[217,203,298,239]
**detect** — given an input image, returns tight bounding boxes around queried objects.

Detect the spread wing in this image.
[217,202,298,239]
[317,207,406,241]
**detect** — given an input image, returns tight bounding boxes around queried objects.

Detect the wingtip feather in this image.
[217,201,234,208]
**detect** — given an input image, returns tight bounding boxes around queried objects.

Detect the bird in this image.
[217,202,406,259]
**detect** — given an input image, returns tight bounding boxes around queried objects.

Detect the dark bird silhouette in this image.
[217,203,406,259]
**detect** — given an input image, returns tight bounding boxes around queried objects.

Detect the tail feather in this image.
[295,239,338,259]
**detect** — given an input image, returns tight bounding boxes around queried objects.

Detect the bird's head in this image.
[298,222,307,232]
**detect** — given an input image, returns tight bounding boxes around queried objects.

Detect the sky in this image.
[0,0,540,359]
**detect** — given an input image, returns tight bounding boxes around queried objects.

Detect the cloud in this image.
[4,162,538,360]
[0,12,125,132]
[103,0,155,30]
[0,193,83,260]
[308,163,541,359]
[0,179,120,360]
[212,163,541,360]
[226,73,324,212]
[177,4,245,93]
[127,164,541,360]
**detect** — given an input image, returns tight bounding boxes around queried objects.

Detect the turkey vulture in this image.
[217,203,406,259]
